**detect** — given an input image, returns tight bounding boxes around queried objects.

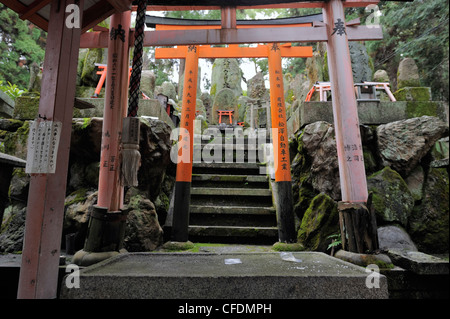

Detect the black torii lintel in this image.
[145,13,323,28]
[135,0,317,6]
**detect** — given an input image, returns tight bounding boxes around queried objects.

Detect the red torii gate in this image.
[0,0,387,299]
[155,42,313,242]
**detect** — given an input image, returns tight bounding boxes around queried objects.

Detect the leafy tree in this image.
[0,4,46,90]
[365,0,449,100]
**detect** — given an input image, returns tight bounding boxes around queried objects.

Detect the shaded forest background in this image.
[0,0,448,101]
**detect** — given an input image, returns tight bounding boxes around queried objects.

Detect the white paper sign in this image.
[25,120,62,174]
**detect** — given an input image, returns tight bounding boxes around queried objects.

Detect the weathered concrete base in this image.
[60,252,388,299]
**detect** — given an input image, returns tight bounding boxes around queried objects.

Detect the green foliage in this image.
[0,80,27,99]
[0,4,46,90]
[326,233,342,251]
[367,0,449,100]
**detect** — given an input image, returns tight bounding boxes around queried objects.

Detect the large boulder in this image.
[79,48,104,87]
[137,118,173,201]
[211,88,239,125]
[140,70,156,98]
[247,72,266,99]
[155,81,177,102]
[377,225,417,252]
[367,166,414,227]
[123,193,164,252]
[397,57,420,89]
[0,204,27,253]
[373,69,390,83]
[376,116,448,176]
[349,41,373,83]
[210,58,242,99]
[200,92,213,123]
[297,193,339,252]
[63,189,98,251]
[298,121,341,200]
[408,168,449,254]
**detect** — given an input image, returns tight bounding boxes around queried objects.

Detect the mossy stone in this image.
[394,87,432,102]
[272,242,305,252]
[408,168,449,254]
[297,193,339,252]
[367,167,414,227]
[13,96,39,120]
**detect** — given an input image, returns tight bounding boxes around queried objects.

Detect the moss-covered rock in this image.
[405,101,448,121]
[123,195,164,252]
[408,168,449,254]
[297,193,339,252]
[367,167,414,227]
[272,242,305,252]
[394,87,432,101]
[80,48,103,87]
[3,120,30,159]
[13,96,39,120]
[397,58,420,89]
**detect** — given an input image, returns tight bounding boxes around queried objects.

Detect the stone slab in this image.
[0,152,27,167]
[299,101,409,128]
[0,90,14,118]
[60,252,388,299]
[76,98,175,128]
[387,249,449,275]
[287,100,449,135]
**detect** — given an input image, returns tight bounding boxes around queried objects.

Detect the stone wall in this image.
[0,117,174,253]
[290,115,449,254]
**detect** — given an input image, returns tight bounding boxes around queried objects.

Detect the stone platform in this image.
[60,252,388,299]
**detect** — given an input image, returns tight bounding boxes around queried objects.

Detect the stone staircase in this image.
[188,126,278,244]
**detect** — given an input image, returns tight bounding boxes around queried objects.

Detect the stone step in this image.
[192,162,265,175]
[191,174,269,188]
[190,192,273,207]
[190,187,272,197]
[190,205,275,215]
[189,205,276,227]
[60,252,389,299]
[188,225,279,244]
[192,174,268,183]
[193,146,266,164]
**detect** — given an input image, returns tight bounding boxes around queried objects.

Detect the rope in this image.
[127,0,146,117]
[121,0,146,187]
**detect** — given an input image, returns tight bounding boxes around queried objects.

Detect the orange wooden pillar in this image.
[172,45,199,242]
[17,0,83,299]
[268,43,296,243]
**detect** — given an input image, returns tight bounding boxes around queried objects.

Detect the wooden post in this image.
[97,11,131,211]
[323,0,378,253]
[17,0,83,299]
[172,45,199,242]
[73,11,131,266]
[268,43,296,243]
[323,0,368,203]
